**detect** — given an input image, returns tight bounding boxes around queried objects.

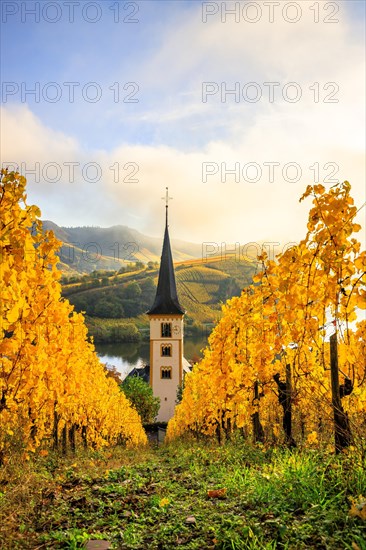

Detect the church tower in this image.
[147,189,185,422]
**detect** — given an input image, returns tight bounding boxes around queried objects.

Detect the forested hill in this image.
[49,220,259,341]
[42,220,204,275]
[61,257,259,341]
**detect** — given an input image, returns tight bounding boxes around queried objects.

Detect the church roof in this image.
[125,365,150,383]
[147,202,185,316]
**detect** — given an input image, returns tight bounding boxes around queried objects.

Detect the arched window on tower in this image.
[161,367,172,379]
[161,322,171,338]
[161,344,172,357]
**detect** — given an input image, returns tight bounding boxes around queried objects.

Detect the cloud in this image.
[2,102,364,250]
[1,104,78,163]
[1,3,365,249]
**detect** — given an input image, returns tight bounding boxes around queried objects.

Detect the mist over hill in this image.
[44,220,259,341]
[42,220,204,274]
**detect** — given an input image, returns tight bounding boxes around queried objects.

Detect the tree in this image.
[0,169,147,462]
[141,277,156,301]
[167,182,366,451]
[121,376,160,423]
[123,282,142,300]
[94,298,123,318]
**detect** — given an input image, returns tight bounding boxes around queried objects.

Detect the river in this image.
[95,334,209,379]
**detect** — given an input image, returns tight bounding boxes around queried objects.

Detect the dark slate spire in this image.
[147,189,185,316]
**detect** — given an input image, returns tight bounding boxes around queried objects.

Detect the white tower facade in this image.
[147,190,185,422]
[149,314,184,421]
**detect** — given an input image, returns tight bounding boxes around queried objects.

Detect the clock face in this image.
[173,325,180,335]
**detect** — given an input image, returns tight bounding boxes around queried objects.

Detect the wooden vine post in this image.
[330,332,352,453]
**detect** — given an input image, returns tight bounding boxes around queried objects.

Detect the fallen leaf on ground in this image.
[85,541,111,550]
[207,488,227,499]
[185,515,196,524]
[349,495,366,520]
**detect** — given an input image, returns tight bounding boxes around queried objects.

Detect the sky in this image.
[1,0,365,253]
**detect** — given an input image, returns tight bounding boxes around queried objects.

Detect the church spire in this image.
[147,188,185,315]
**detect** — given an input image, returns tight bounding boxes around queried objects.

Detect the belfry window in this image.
[161,345,172,357]
[161,323,172,338]
[161,367,172,379]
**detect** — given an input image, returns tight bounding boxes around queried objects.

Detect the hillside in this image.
[52,218,260,341]
[175,259,256,322]
[43,221,204,275]
[62,257,258,341]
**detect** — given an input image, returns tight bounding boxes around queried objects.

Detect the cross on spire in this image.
[162,187,173,207]
[162,187,172,224]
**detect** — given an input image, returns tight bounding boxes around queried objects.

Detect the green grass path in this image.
[1,440,365,549]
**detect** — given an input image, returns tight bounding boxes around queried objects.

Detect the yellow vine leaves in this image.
[167,181,366,445]
[0,169,147,460]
